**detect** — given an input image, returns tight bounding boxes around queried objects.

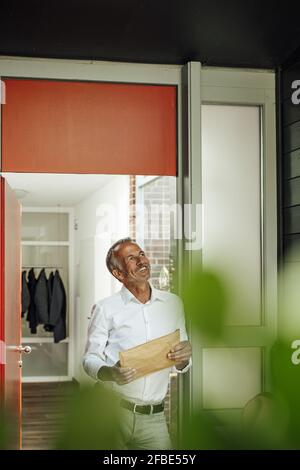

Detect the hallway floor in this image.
[22,381,76,450]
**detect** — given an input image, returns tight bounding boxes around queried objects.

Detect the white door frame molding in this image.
[180,63,276,424]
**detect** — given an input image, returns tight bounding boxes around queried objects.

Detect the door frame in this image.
[183,64,277,425]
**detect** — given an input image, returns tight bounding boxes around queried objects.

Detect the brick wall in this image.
[140,176,176,290]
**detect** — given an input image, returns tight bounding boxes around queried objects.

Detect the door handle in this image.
[7,345,32,354]
[6,345,32,367]
[17,345,32,354]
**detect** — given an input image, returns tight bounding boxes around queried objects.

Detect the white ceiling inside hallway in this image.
[1,173,116,207]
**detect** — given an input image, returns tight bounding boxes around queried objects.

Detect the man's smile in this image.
[137,265,149,273]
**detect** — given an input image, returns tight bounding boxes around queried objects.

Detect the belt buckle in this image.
[133,403,154,414]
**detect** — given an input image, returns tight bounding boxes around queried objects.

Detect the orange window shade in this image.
[1,79,177,175]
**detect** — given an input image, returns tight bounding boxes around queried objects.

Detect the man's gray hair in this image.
[106,237,134,274]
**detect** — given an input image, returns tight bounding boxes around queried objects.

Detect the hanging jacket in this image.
[49,270,67,343]
[47,271,54,306]
[44,271,54,332]
[34,268,49,325]
[21,270,30,317]
[27,268,38,334]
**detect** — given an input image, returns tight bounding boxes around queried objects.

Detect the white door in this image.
[181,64,277,427]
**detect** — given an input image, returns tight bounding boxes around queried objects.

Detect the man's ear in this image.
[112,268,124,283]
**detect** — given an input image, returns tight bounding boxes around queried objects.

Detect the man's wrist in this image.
[97,366,113,381]
[175,360,189,371]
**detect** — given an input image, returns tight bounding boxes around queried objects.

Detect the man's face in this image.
[113,242,151,284]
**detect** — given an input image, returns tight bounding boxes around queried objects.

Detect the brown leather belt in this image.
[120,398,164,414]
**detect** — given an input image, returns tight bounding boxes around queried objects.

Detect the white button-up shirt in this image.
[82,284,191,405]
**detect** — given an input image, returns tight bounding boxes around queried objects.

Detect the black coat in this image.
[44,271,54,332]
[49,270,67,343]
[29,268,67,342]
[21,270,30,317]
[27,268,38,334]
[34,268,49,325]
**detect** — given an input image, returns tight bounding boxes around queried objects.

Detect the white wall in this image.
[73,175,129,382]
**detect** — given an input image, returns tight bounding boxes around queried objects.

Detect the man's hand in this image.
[98,361,137,385]
[167,340,192,370]
[111,361,137,385]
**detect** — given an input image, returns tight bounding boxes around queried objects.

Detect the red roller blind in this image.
[1,78,177,175]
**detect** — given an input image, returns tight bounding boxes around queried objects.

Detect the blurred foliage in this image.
[55,384,121,450]
[0,408,15,450]
[178,265,300,450]
[0,411,9,449]
[270,339,300,449]
[182,269,227,341]
[179,410,228,450]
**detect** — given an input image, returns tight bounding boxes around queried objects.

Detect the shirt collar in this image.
[120,283,167,305]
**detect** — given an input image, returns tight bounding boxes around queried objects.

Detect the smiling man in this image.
[83,237,192,450]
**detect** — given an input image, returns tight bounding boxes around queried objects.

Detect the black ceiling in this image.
[1,0,300,69]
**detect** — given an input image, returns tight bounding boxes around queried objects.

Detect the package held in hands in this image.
[119,329,180,380]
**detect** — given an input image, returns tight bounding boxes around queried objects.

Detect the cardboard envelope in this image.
[119,329,180,380]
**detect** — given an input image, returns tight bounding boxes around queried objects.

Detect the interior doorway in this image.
[2,171,178,449]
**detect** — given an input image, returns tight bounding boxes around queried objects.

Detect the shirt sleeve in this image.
[173,296,192,375]
[82,303,110,380]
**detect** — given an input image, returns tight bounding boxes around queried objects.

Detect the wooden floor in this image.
[22,381,76,450]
